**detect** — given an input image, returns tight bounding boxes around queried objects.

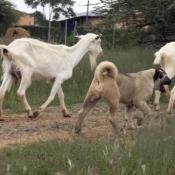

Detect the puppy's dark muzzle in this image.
[159,76,171,93]
[161,76,171,85]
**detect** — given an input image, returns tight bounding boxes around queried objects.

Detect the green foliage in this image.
[77,25,148,48]
[32,11,47,26]
[25,0,75,20]
[0,0,18,34]
[96,0,175,42]
[25,0,75,41]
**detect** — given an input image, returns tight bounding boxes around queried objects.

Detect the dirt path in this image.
[0,102,164,149]
[0,102,116,149]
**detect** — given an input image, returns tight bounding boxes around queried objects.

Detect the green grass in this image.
[1,47,174,175]
[1,118,175,175]
[3,47,155,113]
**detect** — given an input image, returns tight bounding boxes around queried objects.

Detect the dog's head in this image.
[154,68,171,92]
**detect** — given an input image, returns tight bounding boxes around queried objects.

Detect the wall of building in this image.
[16,15,34,26]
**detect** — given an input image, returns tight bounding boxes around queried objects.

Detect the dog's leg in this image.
[108,103,118,131]
[74,78,101,133]
[104,84,120,133]
[74,94,100,133]
[134,100,151,117]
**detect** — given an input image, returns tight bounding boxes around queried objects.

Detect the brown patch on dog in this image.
[4,27,30,44]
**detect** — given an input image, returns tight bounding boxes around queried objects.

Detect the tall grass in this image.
[3,47,155,113]
[0,118,175,175]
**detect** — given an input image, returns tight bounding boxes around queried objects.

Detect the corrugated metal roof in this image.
[58,11,100,21]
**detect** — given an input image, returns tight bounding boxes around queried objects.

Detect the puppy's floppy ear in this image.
[153,68,160,80]
[153,68,164,80]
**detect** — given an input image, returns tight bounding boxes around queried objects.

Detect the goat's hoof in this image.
[28,115,36,119]
[167,110,172,115]
[26,110,34,118]
[28,111,40,119]
[62,110,71,118]
[74,125,81,134]
[33,111,40,118]
[153,105,160,111]
[0,117,5,122]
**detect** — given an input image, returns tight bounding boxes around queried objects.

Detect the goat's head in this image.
[76,33,103,70]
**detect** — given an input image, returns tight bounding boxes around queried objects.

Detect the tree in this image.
[33,11,47,26]
[0,0,18,33]
[96,0,175,42]
[25,0,75,42]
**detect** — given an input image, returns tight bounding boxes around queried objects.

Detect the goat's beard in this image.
[89,53,98,70]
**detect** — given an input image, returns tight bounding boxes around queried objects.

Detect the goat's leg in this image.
[167,87,175,114]
[74,93,100,133]
[153,90,161,111]
[0,74,13,120]
[17,76,33,117]
[19,95,33,118]
[164,85,170,97]
[57,87,71,118]
[33,77,62,117]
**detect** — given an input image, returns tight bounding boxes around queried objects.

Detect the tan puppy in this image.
[75,61,120,133]
[75,61,168,133]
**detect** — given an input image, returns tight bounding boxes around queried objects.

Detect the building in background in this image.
[58,11,104,34]
[15,10,34,26]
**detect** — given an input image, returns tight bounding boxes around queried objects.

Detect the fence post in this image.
[112,24,116,49]
[64,20,68,45]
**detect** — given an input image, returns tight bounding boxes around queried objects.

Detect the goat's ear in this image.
[95,34,102,40]
[74,35,84,39]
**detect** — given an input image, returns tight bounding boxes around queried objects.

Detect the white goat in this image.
[0,33,103,119]
[153,42,175,113]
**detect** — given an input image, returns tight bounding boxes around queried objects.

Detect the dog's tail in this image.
[95,61,118,81]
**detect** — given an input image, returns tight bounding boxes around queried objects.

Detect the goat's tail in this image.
[95,61,118,81]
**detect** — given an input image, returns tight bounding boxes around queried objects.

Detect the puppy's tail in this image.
[95,61,118,80]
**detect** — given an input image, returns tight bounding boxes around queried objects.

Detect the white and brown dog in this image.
[75,61,171,133]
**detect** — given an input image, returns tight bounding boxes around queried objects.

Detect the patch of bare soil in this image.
[0,102,165,149]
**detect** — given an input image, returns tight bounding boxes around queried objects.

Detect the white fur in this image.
[0,33,103,118]
[153,42,175,78]
[153,42,175,113]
